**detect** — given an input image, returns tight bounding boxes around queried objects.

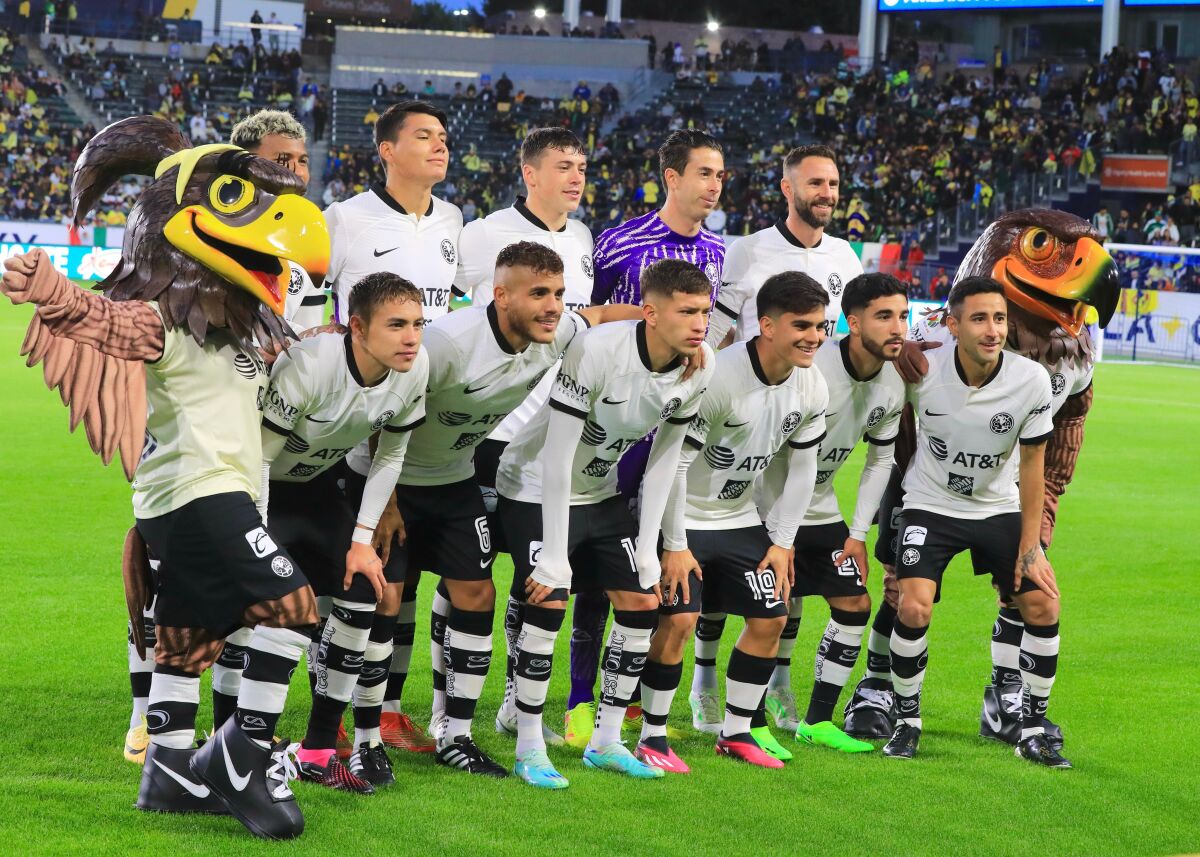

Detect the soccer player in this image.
[322,100,463,752]
[566,129,725,747]
[258,273,428,792]
[367,242,639,777]
[763,273,907,753]
[705,143,862,346]
[880,277,1068,767]
[496,258,715,788]
[448,127,593,742]
[645,272,829,773]
[123,109,327,764]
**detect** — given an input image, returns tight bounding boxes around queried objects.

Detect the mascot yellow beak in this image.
[992,236,1119,337]
[163,193,329,317]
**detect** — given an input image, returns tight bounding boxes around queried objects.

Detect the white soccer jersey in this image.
[261,331,427,482]
[451,199,595,445]
[496,320,715,505]
[324,184,463,324]
[910,308,1094,417]
[712,222,863,342]
[902,346,1054,519]
[395,305,590,486]
[682,341,827,530]
[794,338,906,525]
[282,261,327,332]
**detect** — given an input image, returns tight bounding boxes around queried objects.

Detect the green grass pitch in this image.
[1,302,1198,856]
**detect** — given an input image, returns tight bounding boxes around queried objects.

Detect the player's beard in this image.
[861,330,904,362]
[794,195,834,230]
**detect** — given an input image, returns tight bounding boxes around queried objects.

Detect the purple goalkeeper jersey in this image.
[591,209,726,305]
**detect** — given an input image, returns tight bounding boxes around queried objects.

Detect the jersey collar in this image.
[776,220,822,250]
[747,337,791,386]
[343,332,388,388]
[371,181,435,217]
[487,302,518,355]
[636,321,682,373]
[840,336,882,382]
[514,196,566,233]
[954,347,1004,388]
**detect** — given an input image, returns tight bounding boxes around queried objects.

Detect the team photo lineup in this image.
[1,10,1197,851]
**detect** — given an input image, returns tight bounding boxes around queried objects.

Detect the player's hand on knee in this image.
[883,564,899,609]
[660,549,700,606]
[373,494,406,563]
[896,339,940,384]
[834,536,869,586]
[761,545,792,601]
[527,557,572,605]
[1015,543,1058,599]
[525,578,555,605]
[345,542,385,600]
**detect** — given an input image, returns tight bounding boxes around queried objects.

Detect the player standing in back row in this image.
[565,129,726,747]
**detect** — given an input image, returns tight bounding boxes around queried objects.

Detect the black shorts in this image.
[658,526,789,620]
[892,508,1037,602]
[393,478,495,581]
[270,462,400,601]
[473,438,508,554]
[873,463,905,566]
[340,466,407,585]
[499,494,648,602]
[137,492,309,637]
[793,520,868,599]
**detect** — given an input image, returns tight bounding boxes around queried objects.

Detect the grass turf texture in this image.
[1,302,1197,856]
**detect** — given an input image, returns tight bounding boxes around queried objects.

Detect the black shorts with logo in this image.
[137,491,309,637]
[270,462,399,602]
[793,520,868,599]
[499,494,648,602]
[873,463,906,566]
[658,525,789,620]
[393,478,496,582]
[892,508,1037,602]
[473,438,508,554]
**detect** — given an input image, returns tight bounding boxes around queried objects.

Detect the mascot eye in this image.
[208,175,253,214]
[1020,228,1058,262]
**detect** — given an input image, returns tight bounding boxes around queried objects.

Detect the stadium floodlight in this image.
[534,7,547,18]
[706,20,719,32]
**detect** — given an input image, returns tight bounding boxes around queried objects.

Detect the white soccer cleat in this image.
[688,690,722,735]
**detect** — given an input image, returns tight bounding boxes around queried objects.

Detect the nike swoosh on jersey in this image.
[723,420,749,428]
[601,396,628,405]
[464,383,490,394]
[923,409,949,417]
[221,735,253,792]
[373,247,399,257]
[304,415,335,423]
[154,759,212,798]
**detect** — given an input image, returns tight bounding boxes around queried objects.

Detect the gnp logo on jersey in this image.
[287,462,322,478]
[372,410,396,431]
[581,255,594,279]
[1050,372,1066,396]
[867,406,886,428]
[660,397,683,421]
[582,457,615,478]
[287,266,304,295]
[581,420,608,446]
[902,526,927,546]
[703,444,736,470]
[437,410,471,426]
[928,435,949,461]
[827,273,843,296]
[989,412,1014,435]
[901,548,920,566]
[244,527,278,559]
[554,372,590,406]
[271,556,294,578]
[781,411,803,435]
[947,472,974,496]
[717,479,752,500]
[440,239,456,265]
[264,388,299,423]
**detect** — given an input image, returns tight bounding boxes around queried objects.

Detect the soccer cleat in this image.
[765,686,801,732]
[843,677,896,739]
[563,702,595,749]
[427,712,447,744]
[495,704,566,747]
[297,748,375,794]
[335,722,353,760]
[136,743,230,814]
[348,743,395,787]
[796,720,875,753]
[124,717,150,764]
[623,704,643,728]
[715,734,785,769]
[189,719,305,840]
[435,736,509,778]
[750,725,792,761]
[689,691,723,735]
[582,741,665,779]
[1015,733,1072,769]
[981,683,1065,751]
[380,712,436,753]
[635,739,691,774]
[513,748,570,789]
[882,723,921,760]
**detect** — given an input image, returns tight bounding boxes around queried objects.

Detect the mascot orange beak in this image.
[992,236,1119,337]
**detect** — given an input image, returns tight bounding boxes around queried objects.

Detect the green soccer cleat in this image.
[765,686,801,732]
[563,702,595,750]
[750,725,792,762]
[797,721,876,753]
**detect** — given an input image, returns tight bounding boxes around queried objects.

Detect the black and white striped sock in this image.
[353,611,397,747]
[146,668,199,749]
[805,607,868,724]
[890,619,929,729]
[212,626,253,729]
[590,609,655,749]
[865,601,896,681]
[442,607,493,742]
[382,595,416,714]
[722,647,774,739]
[303,599,373,749]
[639,659,683,742]
[515,604,563,755]
[127,604,156,729]
[770,598,803,688]
[236,625,315,747]
[1020,621,1059,740]
[430,584,450,723]
[992,606,1024,686]
[501,594,523,713]
[690,611,727,694]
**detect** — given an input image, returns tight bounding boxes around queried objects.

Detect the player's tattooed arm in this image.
[1015,441,1058,598]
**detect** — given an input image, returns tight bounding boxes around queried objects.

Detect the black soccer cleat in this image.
[189,718,305,840]
[435,736,509,778]
[981,683,1065,751]
[882,723,921,760]
[136,743,229,815]
[348,743,395,787]
[1015,732,1072,769]
[843,677,896,739]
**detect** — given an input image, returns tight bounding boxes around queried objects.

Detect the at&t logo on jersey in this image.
[581,420,608,446]
[440,239,456,264]
[438,410,472,426]
[371,410,396,431]
[989,412,1014,435]
[703,445,735,469]
[928,435,949,461]
[234,352,263,380]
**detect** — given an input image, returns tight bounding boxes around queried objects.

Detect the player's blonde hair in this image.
[230,110,307,150]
